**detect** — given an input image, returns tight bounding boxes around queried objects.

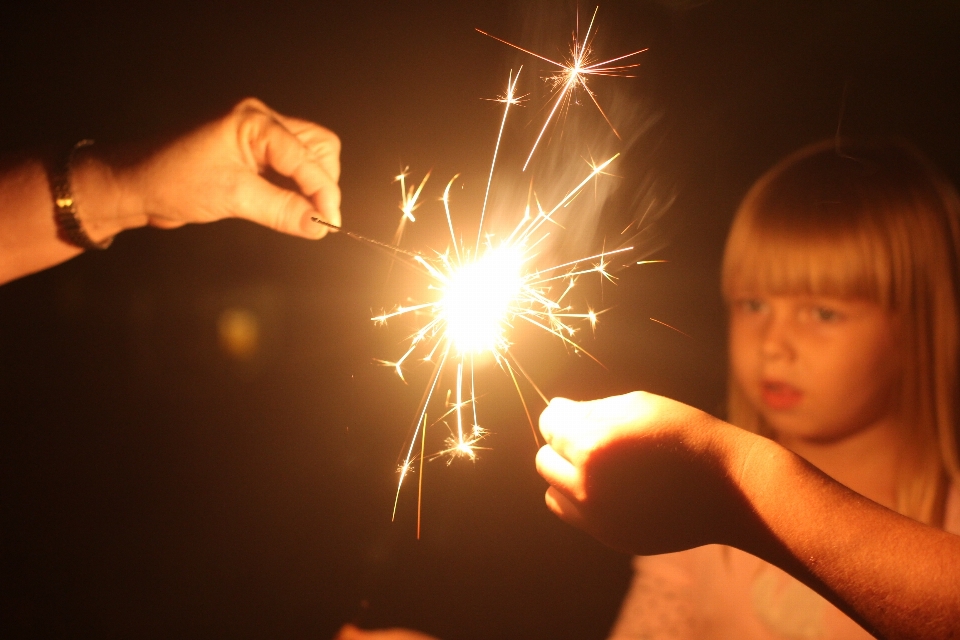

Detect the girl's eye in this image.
[738,298,766,313]
[813,307,841,322]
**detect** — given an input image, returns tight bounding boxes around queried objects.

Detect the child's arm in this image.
[537,392,960,640]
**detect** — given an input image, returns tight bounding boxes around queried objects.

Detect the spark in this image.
[316,10,649,534]
[477,68,524,251]
[477,6,648,169]
[372,78,633,528]
[393,168,432,246]
[648,317,693,339]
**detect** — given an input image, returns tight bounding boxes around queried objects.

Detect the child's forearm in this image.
[734,435,960,640]
[537,392,960,640]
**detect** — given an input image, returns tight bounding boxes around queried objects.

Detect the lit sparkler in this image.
[376,152,630,534]
[477,5,648,169]
[373,93,632,535]
[315,8,645,536]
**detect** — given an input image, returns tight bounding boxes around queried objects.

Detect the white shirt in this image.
[609,484,960,639]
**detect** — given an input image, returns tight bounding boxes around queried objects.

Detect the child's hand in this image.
[335,624,441,640]
[536,391,752,555]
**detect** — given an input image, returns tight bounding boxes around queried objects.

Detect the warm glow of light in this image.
[376,147,633,526]
[441,246,524,354]
[352,7,649,533]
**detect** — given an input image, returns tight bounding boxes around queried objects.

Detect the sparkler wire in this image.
[310,217,419,258]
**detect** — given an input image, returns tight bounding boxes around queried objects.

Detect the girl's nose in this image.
[760,314,795,361]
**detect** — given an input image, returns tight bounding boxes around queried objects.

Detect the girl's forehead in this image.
[724,276,896,321]
[728,289,880,304]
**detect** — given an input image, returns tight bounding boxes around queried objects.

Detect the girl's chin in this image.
[759,412,812,436]
[764,418,861,447]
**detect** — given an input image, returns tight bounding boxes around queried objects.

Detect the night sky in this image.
[2,1,959,638]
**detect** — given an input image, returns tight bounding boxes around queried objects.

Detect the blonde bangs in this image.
[722,205,893,306]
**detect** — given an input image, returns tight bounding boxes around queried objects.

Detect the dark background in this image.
[1,1,959,638]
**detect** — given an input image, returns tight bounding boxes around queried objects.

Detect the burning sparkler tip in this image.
[310,216,341,231]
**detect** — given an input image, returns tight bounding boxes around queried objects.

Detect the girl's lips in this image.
[761,380,803,410]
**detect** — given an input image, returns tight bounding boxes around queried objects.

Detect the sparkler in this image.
[315,7,645,536]
[477,6,648,169]
[374,152,630,535]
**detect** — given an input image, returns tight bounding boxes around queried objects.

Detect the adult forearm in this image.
[0,154,144,284]
[735,436,960,639]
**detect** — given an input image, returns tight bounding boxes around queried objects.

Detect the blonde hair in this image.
[722,139,960,524]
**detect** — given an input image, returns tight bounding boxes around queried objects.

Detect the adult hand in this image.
[536,391,755,555]
[0,97,342,285]
[123,97,341,238]
[335,624,441,640]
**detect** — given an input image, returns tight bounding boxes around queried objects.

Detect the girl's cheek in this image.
[728,326,760,392]
[729,318,759,365]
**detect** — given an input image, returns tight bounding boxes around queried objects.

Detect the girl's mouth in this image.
[761,380,803,410]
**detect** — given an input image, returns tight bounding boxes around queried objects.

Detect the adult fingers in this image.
[273,113,342,182]
[245,117,341,231]
[536,445,585,502]
[232,173,331,239]
[231,99,339,175]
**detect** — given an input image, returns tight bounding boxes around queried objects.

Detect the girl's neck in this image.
[775,418,905,510]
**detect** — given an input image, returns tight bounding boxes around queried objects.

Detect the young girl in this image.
[566,138,960,639]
